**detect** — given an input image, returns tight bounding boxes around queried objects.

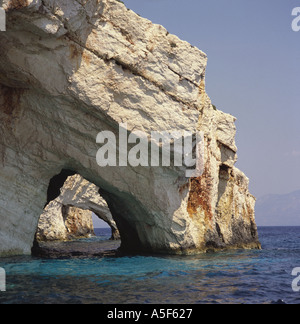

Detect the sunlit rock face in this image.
[36,204,95,242]
[0,0,260,256]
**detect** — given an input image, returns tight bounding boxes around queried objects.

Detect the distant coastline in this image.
[256,190,300,226]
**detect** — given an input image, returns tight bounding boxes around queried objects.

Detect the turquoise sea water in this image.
[1,227,300,304]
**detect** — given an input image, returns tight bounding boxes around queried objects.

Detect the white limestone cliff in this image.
[0,0,260,256]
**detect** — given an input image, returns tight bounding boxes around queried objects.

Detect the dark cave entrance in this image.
[45,169,77,207]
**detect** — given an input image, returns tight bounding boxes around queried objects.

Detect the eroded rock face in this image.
[36,202,95,242]
[0,0,260,256]
[39,174,120,241]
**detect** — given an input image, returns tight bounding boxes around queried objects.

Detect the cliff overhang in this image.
[0,0,260,256]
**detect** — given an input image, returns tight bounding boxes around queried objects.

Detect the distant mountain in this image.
[255,190,300,226]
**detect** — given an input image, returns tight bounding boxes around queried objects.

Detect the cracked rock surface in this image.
[0,0,260,256]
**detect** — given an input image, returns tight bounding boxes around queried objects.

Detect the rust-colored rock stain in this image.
[187,152,214,221]
[0,86,24,116]
[7,0,29,10]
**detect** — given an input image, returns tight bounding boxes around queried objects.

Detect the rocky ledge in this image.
[32,238,121,259]
[0,0,260,256]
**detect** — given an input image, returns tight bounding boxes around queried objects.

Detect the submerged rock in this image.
[0,0,260,256]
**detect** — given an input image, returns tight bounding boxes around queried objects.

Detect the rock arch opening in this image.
[32,169,121,258]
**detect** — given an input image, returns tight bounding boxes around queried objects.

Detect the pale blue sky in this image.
[121,0,300,199]
[93,213,110,228]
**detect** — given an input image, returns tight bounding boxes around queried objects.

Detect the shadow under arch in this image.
[45,169,77,207]
[32,159,186,257]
